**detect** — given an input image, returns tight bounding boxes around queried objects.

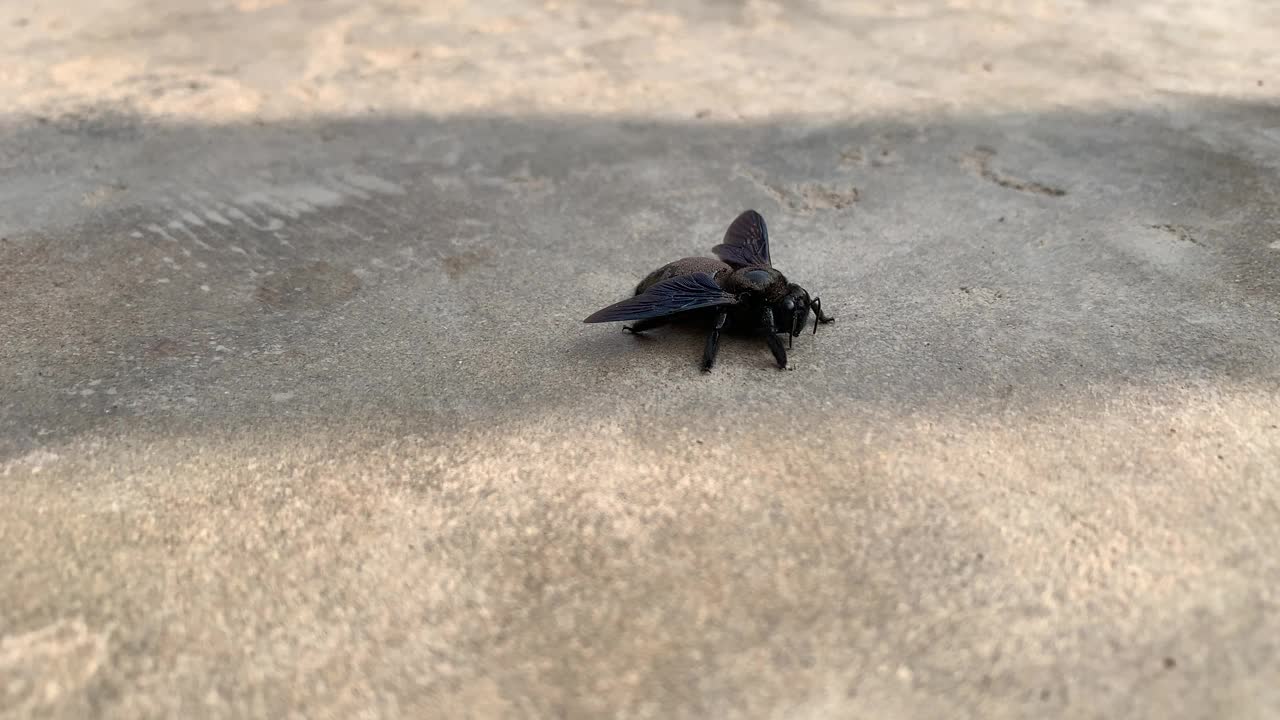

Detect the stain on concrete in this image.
[1149,223,1205,247]
[255,261,361,310]
[0,618,110,717]
[441,248,495,279]
[143,337,186,360]
[964,146,1067,197]
[739,167,860,213]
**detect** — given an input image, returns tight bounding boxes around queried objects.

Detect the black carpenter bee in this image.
[584,210,834,371]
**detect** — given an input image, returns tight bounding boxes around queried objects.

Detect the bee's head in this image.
[776,283,813,338]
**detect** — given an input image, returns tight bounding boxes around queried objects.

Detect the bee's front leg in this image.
[761,307,788,369]
[811,297,835,333]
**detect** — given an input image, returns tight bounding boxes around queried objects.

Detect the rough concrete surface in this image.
[2,0,1279,717]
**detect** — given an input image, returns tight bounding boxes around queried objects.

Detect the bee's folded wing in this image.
[583,272,739,323]
[712,209,771,268]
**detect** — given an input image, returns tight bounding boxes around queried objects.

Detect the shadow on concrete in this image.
[2,100,1278,461]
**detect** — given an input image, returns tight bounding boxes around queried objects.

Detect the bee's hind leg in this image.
[623,317,667,334]
[701,309,729,372]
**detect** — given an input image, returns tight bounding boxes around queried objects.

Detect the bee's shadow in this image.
[570,322,786,371]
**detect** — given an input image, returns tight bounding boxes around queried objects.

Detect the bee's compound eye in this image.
[782,298,795,311]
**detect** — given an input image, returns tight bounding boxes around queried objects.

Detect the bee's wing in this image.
[583,272,739,323]
[711,209,771,268]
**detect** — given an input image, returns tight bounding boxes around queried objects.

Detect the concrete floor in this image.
[2,1,1279,717]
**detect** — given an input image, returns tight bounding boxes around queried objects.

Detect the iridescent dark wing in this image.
[711,209,771,268]
[583,272,739,323]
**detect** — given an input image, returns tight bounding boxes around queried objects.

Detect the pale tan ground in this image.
[2,1,1279,718]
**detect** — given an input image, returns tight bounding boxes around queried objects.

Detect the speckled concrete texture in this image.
[2,1,1279,718]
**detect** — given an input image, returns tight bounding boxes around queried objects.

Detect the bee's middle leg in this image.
[701,309,729,372]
